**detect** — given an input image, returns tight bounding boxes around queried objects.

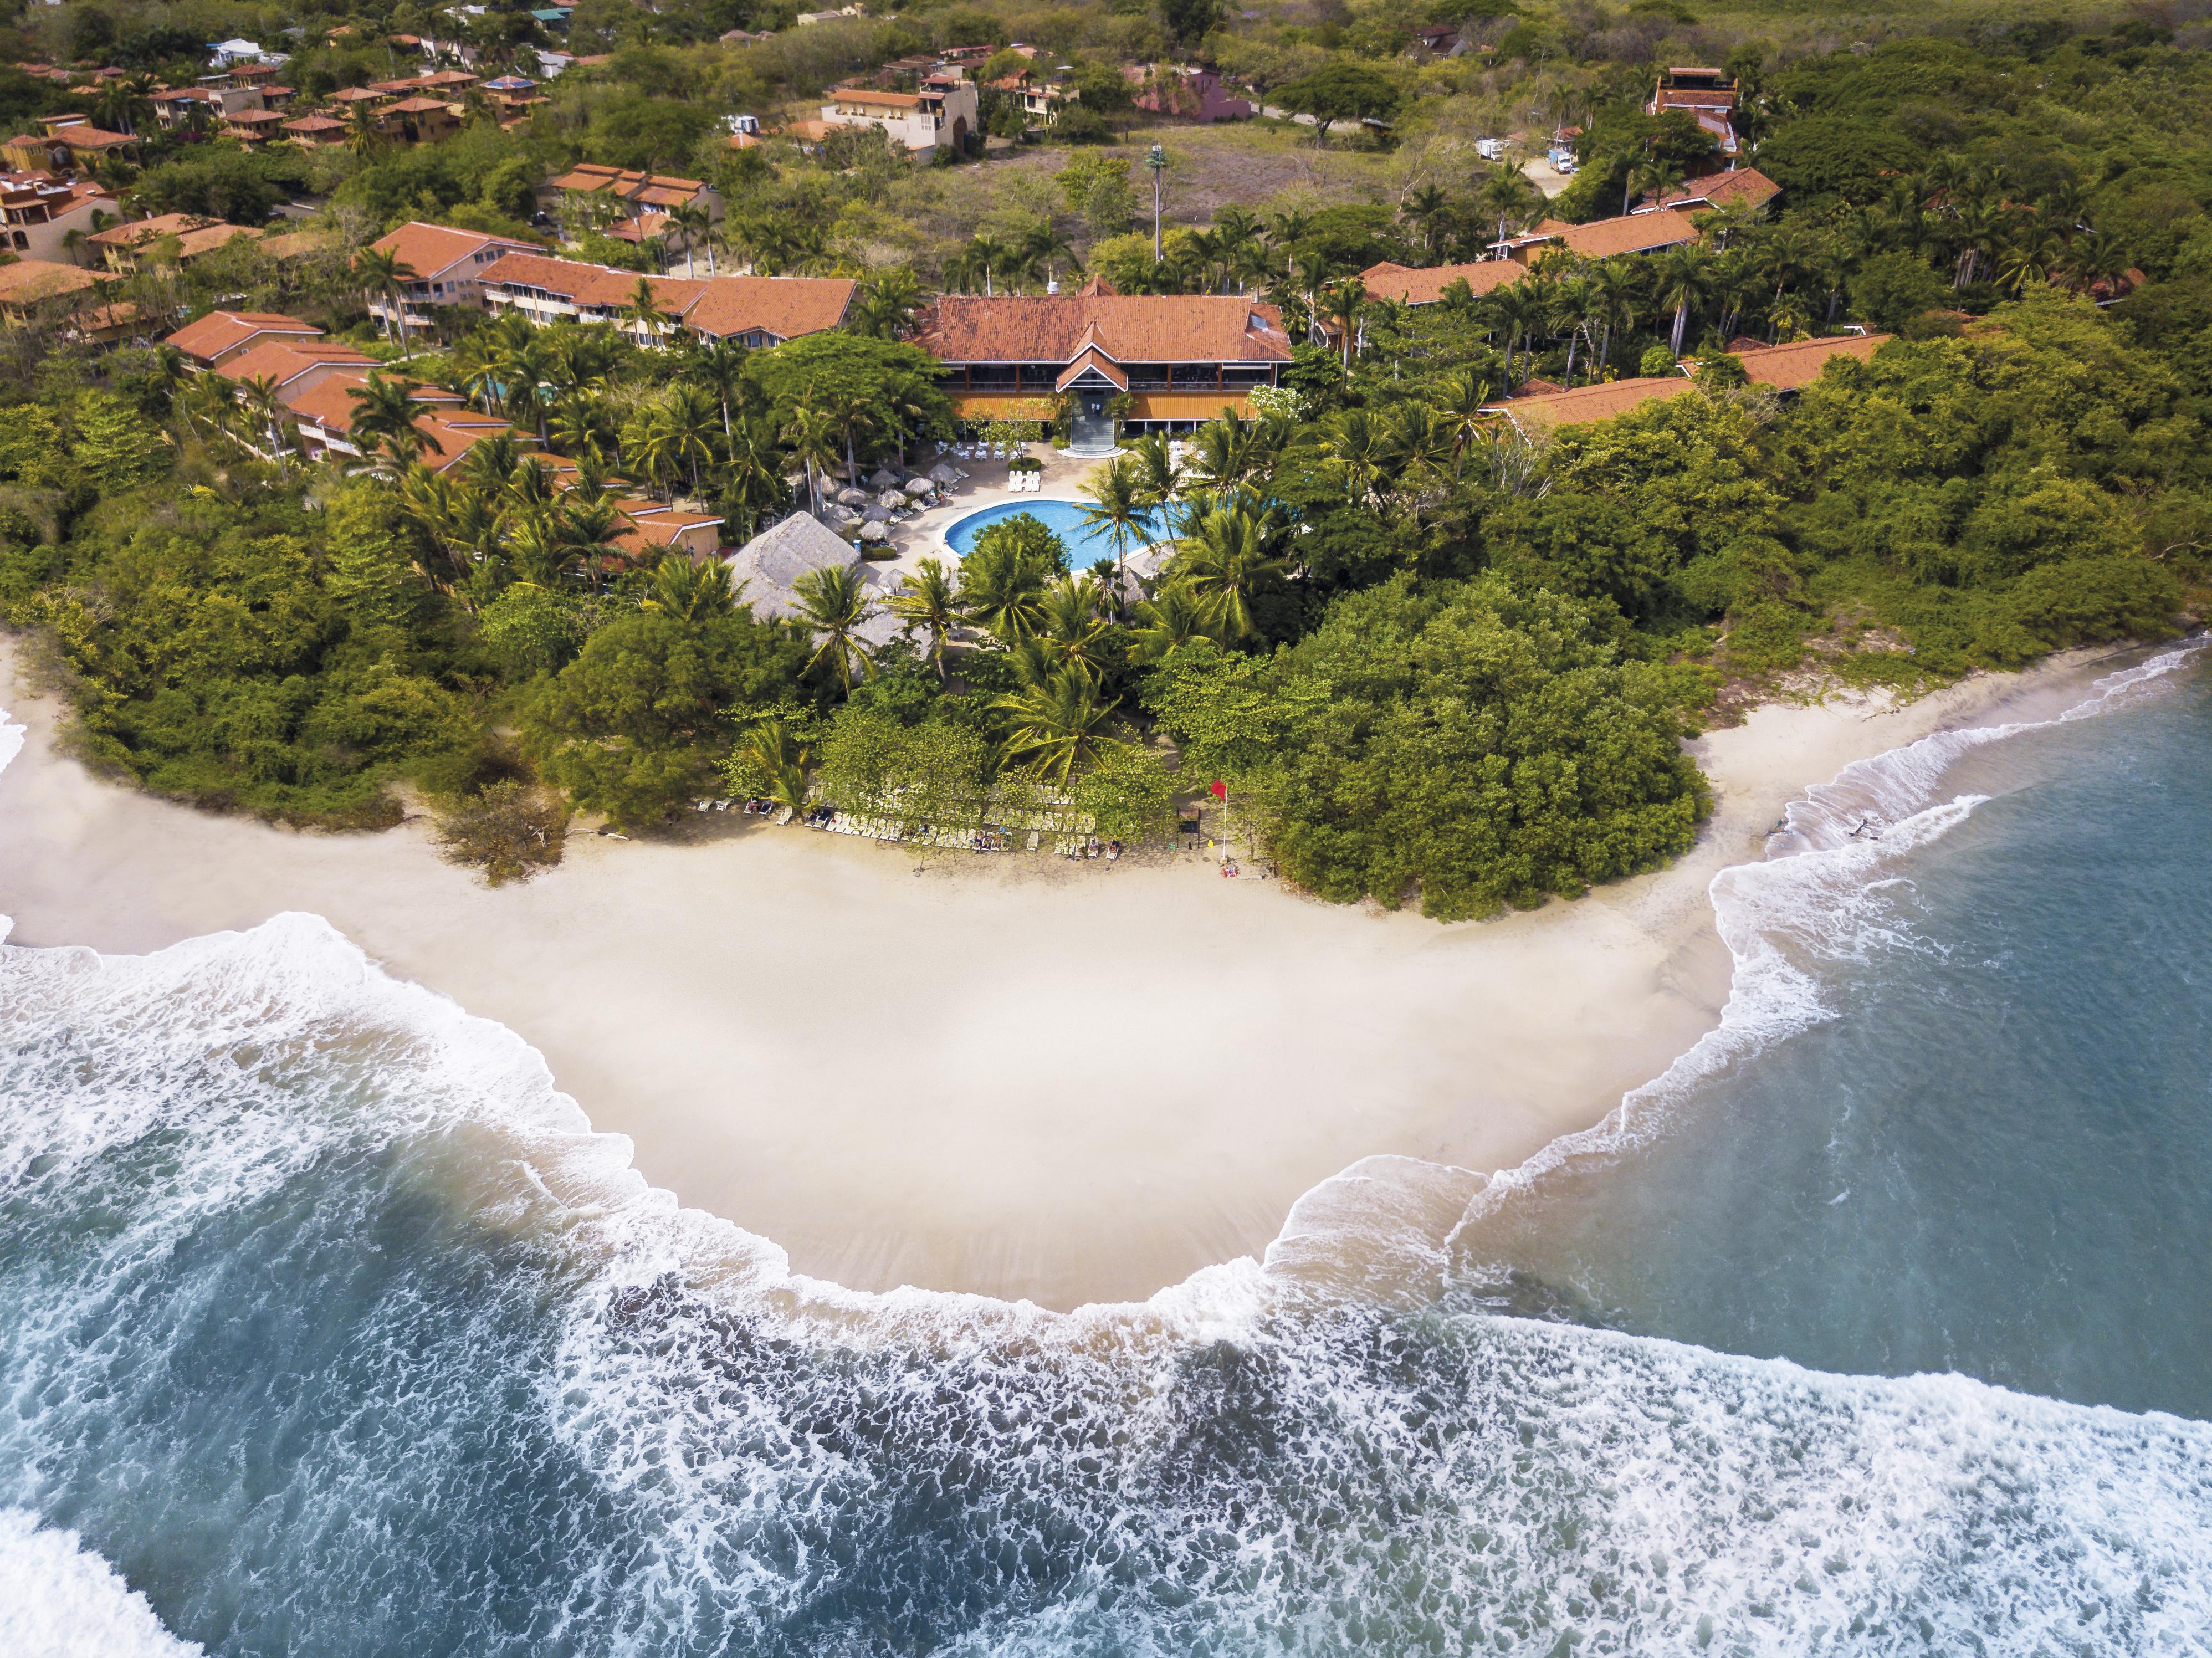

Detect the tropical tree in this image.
[1652,242,1716,357]
[642,552,738,622]
[888,556,961,683]
[1432,368,1492,478]
[623,277,669,347]
[235,373,291,473]
[1128,583,1217,662]
[1077,453,1149,615]
[729,717,812,813]
[1039,575,1113,682]
[995,668,1122,785]
[354,246,418,356]
[957,539,1050,643]
[1170,497,1287,639]
[780,402,841,515]
[665,202,713,278]
[347,371,437,470]
[1318,275,1367,369]
[792,562,877,691]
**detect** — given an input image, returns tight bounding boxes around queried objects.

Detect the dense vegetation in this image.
[0,0,2204,916]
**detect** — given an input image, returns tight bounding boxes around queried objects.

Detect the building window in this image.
[8,232,22,250]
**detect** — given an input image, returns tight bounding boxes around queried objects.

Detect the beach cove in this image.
[0,641,2118,1309]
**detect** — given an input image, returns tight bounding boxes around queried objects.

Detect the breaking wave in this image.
[4,647,2212,1655]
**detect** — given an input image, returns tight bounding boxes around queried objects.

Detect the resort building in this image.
[477,253,855,347]
[212,340,381,401]
[1636,165,1780,217]
[87,213,262,272]
[151,85,268,129]
[0,116,140,176]
[1646,66,1743,156]
[987,71,1071,129]
[915,278,1295,447]
[1356,258,1527,307]
[547,164,724,231]
[1481,334,1893,434]
[817,77,977,157]
[725,510,895,641]
[0,258,114,326]
[165,309,324,370]
[0,172,121,263]
[281,114,350,147]
[365,222,545,333]
[1493,209,1703,264]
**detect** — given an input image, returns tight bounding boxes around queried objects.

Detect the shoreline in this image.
[0,641,2129,1309]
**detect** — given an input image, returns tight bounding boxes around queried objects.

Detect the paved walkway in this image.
[866,443,1115,588]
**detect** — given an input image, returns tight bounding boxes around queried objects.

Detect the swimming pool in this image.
[943,499,1172,570]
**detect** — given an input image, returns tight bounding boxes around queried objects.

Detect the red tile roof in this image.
[368,221,540,278]
[1547,209,1702,259]
[1729,332,1889,390]
[0,258,110,306]
[1483,375,1692,432]
[1653,166,1779,214]
[90,213,262,260]
[478,253,853,341]
[216,339,377,387]
[1358,259,1527,305]
[166,308,321,364]
[918,292,1294,365]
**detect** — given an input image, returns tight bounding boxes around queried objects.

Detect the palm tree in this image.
[1627,155,1686,217]
[994,667,1122,786]
[642,552,737,622]
[682,337,751,437]
[722,414,787,540]
[1402,182,1451,259]
[1170,498,1286,641]
[2061,228,2134,298]
[347,371,436,470]
[548,396,617,467]
[792,563,877,692]
[1487,279,1545,387]
[1549,273,1596,387]
[1588,262,1640,377]
[733,718,811,813]
[888,556,961,683]
[1432,369,1492,479]
[817,386,875,488]
[343,99,385,158]
[623,277,669,347]
[1127,432,1182,512]
[957,541,1048,643]
[665,202,713,277]
[354,246,418,356]
[629,385,718,501]
[851,267,925,340]
[492,331,555,443]
[781,403,840,516]
[1476,167,1542,253]
[1040,575,1112,682]
[1319,275,1367,369]
[1128,583,1217,662]
[1322,407,1389,508]
[1077,454,1148,616]
[1185,413,1259,492]
[236,372,291,473]
[1652,242,1715,358]
[1996,226,2067,296]
[1017,221,1081,292]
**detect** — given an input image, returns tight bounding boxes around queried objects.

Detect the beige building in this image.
[0,172,122,264]
[818,76,977,157]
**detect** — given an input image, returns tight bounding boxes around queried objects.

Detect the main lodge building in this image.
[915,277,1294,449]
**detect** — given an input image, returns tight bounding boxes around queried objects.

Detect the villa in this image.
[365,222,545,333]
[1358,258,1527,307]
[1647,66,1743,156]
[166,309,324,370]
[0,172,121,263]
[1635,164,1781,217]
[915,277,1294,450]
[1493,209,1703,263]
[817,78,978,157]
[477,253,854,347]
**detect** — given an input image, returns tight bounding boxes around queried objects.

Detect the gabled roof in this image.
[216,339,377,387]
[166,308,320,363]
[1056,346,1127,391]
[282,370,468,431]
[1482,375,1691,433]
[1543,209,1702,259]
[1358,259,1527,306]
[1729,332,1889,391]
[478,253,854,341]
[1650,166,1779,215]
[552,163,706,196]
[370,221,539,279]
[0,258,110,305]
[919,293,1293,365]
[7,123,136,150]
[90,213,261,261]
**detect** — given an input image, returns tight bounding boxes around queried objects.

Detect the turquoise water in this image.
[943,499,1171,569]
[2,645,2211,1654]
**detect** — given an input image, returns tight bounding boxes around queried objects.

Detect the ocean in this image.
[2,644,2209,1657]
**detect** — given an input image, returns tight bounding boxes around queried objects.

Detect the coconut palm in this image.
[957,540,1049,643]
[1076,453,1149,615]
[1170,498,1286,640]
[1476,166,1542,252]
[1039,575,1112,683]
[642,551,738,622]
[888,556,961,683]
[1318,275,1368,369]
[1432,369,1492,478]
[235,373,291,473]
[1996,226,2068,295]
[1652,242,1716,357]
[780,402,841,516]
[1127,431,1182,511]
[1322,407,1389,508]
[792,562,877,692]
[1402,182,1451,258]
[665,201,713,277]
[1487,279,1545,387]
[1588,260,1640,377]
[458,432,525,497]
[1185,413,1261,492]
[1127,582,1217,662]
[721,413,787,540]
[623,277,669,347]
[683,337,751,437]
[733,718,812,813]
[353,245,418,356]
[1627,155,1686,217]
[547,395,617,467]
[343,99,385,158]
[994,667,1122,786]
[347,373,438,471]
[492,331,556,443]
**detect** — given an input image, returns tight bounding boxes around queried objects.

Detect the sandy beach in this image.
[0,641,2113,1308]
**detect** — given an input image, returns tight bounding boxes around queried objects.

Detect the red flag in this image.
[1209,780,1227,801]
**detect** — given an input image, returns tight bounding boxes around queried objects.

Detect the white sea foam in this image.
[6,656,2212,1653]
[0,1509,201,1658]
[1445,638,2211,1242]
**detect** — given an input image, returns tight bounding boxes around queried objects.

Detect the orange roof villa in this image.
[1358,258,1527,307]
[915,277,1294,448]
[476,253,854,347]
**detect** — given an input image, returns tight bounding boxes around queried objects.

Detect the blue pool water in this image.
[943,499,1171,569]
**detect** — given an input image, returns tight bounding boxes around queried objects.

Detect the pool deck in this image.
[866,443,1125,587]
